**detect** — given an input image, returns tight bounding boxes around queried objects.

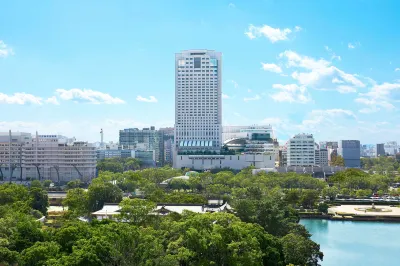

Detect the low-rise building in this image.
[0,131,96,182]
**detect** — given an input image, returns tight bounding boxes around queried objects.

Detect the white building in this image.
[175,154,275,170]
[384,141,398,155]
[287,134,315,166]
[174,49,222,152]
[0,131,96,182]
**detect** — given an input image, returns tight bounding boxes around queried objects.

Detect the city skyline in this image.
[1,1,400,143]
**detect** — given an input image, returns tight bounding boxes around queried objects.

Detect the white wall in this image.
[175,154,275,170]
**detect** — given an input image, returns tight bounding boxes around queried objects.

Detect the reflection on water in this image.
[300,219,400,266]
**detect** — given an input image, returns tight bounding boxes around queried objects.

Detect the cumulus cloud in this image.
[45,96,60,105]
[222,93,230,99]
[395,68,400,72]
[243,95,261,102]
[0,92,42,105]
[270,83,311,103]
[245,24,300,43]
[136,95,158,103]
[261,63,282,73]
[56,88,125,104]
[354,82,400,113]
[279,50,365,93]
[228,3,235,8]
[0,41,13,57]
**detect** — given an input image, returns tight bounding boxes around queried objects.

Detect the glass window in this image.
[194,57,201,68]
[210,58,218,67]
[178,59,185,67]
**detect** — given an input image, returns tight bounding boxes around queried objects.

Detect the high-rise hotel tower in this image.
[174,50,222,152]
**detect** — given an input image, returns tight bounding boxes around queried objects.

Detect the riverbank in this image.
[300,205,400,222]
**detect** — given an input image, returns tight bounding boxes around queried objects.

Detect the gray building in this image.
[119,127,160,164]
[337,140,360,168]
[376,143,385,157]
[158,127,174,166]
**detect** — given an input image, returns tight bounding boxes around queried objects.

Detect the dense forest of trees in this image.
[1,163,399,265]
[0,167,327,266]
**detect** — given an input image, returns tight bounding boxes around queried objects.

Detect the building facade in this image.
[158,127,174,166]
[174,49,222,152]
[337,140,360,168]
[119,127,160,163]
[384,141,398,156]
[0,131,96,182]
[287,134,315,166]
[175,154,275,170]
[315,149,328,166]
[376,143,385,157]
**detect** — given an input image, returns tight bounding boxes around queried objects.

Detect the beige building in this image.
[0,131,96,182]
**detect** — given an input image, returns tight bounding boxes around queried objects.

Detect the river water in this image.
[300,219,400,266]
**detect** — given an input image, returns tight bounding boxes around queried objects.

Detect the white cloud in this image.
[243,95,261,102]
[348,42,360,49]
[310,109,356,119]
[0,41,14,57]
[228,3,235,8]
[337,85,357,93]
[56,88,125,104]
[222,93,230,99]
[45,96,60,105]
[324,46,332,53]
[229,80,239,89]
[136,95,158,103]
[245,24,299,43]
[0,92,42,105]
[294,26,302,32]
[261,63,282,73]
[332,77,344,84]
[279,50,364,92]
[395,68,400,72]
[270,83,311,103]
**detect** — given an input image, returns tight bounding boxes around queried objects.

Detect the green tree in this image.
[0,247,19,266]
[322,186,339,201]
[63,188,89,216]
[281,233,323,266]
[317,202,329,213]
[29,187,49,215]
[87,182,123,212]
[300,190,319,209]
[285,189,301,206]
[21,241,61,266]
[117,198,156,225]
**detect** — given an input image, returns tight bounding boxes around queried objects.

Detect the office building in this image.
[174,49,222,153]
[175,126,277,170]
[337,140,360,168]
[158,127,174,166]
[287,134,315,166]
[376,143,385,157]
[384,141,398,156]
[222,125,279,157]
[315,149,328,166]
[0,131,96,182]
[119,126,160,163]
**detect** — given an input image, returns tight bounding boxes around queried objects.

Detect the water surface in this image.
[300,219,400,266]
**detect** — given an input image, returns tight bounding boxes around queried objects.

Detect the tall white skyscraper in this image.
[174,50,222,152]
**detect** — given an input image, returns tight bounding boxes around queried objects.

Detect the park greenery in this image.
[1,158,400,265]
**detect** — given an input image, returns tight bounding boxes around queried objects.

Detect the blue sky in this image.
[1,0,400,144]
